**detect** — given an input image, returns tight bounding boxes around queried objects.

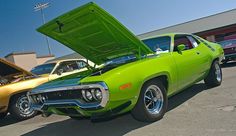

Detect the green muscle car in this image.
[28,2,224,122]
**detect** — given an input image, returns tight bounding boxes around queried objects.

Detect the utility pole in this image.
[34,2,52,55]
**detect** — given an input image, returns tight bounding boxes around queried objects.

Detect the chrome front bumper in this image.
[28,82,109,111]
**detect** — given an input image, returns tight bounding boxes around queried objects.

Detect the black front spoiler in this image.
[40,100,132,121]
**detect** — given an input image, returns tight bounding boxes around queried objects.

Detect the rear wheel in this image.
[0,112,7,119]
[204,60,222,87]
[9,93,37,120]
[131,79,168,122]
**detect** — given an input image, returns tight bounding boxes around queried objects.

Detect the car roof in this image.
[45,59,87,64]
[140,33,193,40]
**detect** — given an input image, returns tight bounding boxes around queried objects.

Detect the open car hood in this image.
[37,2,153,65]
[0,58,34,77]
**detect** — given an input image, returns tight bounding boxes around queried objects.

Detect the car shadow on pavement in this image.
[167,83,208,112]
[0,115,22,127]
[22,83,208,136]
[0,114,42,127]
[23,114,148,136]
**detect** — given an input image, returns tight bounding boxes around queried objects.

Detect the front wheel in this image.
[131,79,168,122]
[204,60,222,87]
[9,94,37,120]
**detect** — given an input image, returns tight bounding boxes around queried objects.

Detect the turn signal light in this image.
[119,83,132,90]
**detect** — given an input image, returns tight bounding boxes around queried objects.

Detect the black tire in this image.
[204,60,222,87]
[131,79,168,122]
[9,93,37,120]
[0,112,7,119]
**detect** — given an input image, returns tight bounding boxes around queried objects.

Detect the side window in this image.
[187,36,199,47]
[54,61,81,74]
[174,35,194,51]
[142,36,171,52]
[196,36,209,45]
[76,60,87,69]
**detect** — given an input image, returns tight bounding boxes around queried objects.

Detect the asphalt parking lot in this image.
[0,62,236,136]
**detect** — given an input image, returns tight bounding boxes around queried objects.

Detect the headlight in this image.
[85,91,93,101]
[81,88,103,102]
[30,94,47,104]
[42,96,46,101]
[36,95,40,102]
[94,89,102,100]
[82,89,93,102]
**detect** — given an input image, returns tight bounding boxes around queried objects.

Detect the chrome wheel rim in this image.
[16,96,33,115]
[215,63,222,82]
[144,85,164,115]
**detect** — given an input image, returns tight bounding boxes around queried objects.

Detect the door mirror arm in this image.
[177,44,186,54]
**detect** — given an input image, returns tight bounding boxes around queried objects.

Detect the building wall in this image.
[37,56,55,65]
[5,55,15,63]
[12,54,38,71]
[138,8,236,40]
[206,35,216,42]
[5,52,55,71]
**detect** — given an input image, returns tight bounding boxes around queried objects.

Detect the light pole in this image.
[34,2,52,55]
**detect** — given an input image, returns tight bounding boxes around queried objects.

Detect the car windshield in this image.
[103,37,172,66]
[31,63,56,75]
[218,39,236,47]
[105,55,136,66]
[142,36,171,53]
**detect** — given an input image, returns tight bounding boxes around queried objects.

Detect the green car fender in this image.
[80,54,176,111]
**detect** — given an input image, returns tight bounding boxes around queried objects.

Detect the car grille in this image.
[45,90,82,100]
[29,89,84,105]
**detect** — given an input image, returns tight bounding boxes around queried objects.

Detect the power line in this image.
[34,2,52,55]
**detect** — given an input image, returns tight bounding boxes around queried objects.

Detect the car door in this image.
[172,34,204,90]
[188,35,212,77]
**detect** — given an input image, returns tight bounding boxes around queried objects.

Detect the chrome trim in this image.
[224,52,236,57]
[32,99,102,111]
[215,63,222,82]
[29,82,109,110]
[144,85,164,115]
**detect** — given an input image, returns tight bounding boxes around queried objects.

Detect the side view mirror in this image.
[56,69,63,76]
[177,44,186,54]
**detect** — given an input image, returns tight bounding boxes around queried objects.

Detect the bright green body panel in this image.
[79,53,178,114]
[80,34,223,99]
[30,2,224,118]
[37,2,152,65]
[33,35,223,117]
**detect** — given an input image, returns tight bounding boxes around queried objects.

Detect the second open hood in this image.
[0,58,34,77]
[37,2,153,65]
